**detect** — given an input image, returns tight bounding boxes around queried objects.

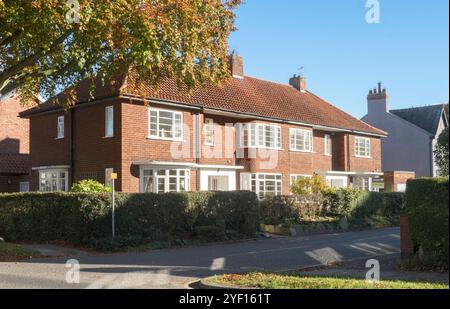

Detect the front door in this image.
[208,176,229,191]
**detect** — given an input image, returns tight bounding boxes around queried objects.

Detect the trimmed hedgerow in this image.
[0,191,259,250]
[406,178,449,265]
[260,190,405,227]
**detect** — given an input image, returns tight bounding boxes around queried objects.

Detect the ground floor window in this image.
[352,176,372,191]
[240,173,282,198]
[326,176,348,189]
[39,170,68,192]
[141,168,190,193]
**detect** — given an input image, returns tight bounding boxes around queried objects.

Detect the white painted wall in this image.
[362,112,434,177]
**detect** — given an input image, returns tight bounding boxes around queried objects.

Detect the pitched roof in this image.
[20,73,386,136]
[390,104,447,135]
[0,153,29,175]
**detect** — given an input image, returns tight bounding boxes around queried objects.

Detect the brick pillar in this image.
[400,214,414,257]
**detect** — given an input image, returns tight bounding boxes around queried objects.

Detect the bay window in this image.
[142,168,190,193]
[149,108,183,141]
[355,137,371,158]
[241,123,281,149]
[290,128,313,152]
[241,173,282,198]
[39,169,68,192]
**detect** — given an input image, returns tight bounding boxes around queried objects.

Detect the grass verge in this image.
[208,272,449,289]
[0,242,41,262]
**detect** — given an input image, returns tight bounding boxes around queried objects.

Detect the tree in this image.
[434,127,449,177]
[0,0,241,106]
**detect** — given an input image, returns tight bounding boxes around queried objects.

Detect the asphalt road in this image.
[0,228,400,289]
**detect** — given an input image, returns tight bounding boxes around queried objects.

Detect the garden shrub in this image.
[0,191,259,250]
[260,194,325,225]
[406,178,449,265]
[260,189,405,227]
[71,179,112,193]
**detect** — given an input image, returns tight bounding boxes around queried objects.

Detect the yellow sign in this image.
[110,173,118,180]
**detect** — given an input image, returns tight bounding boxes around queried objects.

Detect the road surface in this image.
[0,228,400,289]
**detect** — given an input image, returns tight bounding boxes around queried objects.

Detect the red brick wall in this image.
[0,175,29,193]
[73,101,122,188]
[27,99,383,194]
[0,95,30,154]
[348,135,382,173]
[384,171,415,192]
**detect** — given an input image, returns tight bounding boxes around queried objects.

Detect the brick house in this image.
[20,56,386,197]
[0,92,31,192]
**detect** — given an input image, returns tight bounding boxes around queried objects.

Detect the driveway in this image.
[0,228,400,289]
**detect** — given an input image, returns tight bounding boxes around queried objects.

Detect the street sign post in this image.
[110,172,118,239]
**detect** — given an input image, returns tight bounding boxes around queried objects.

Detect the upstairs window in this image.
[324,134,332,156]
[149,108,183,141]
[242,123,281,149]
[355,137,371,158]
[290,128,313,152]
[105,106,114,137]
[204,118,214,145]
[57,116,64,139]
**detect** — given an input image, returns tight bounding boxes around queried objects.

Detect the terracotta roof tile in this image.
[21,73,386,136]
[0,153,29,175]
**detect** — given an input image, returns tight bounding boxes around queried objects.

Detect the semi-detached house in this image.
[20,56,387,197]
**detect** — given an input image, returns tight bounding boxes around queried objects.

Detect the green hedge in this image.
[260,190,405,226]
[406,178,449,265]
[324,189,405,219]
[0,191,259,250]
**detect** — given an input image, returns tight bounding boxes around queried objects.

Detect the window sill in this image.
[290,149,314,153]
[55,137,64,140]
[103,135,114,139]
[355,155,372,159]
[147,136,184,142]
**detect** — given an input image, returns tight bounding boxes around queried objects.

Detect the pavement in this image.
[0,228,400,289]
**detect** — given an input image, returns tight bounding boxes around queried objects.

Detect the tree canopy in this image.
[0,0,241,106]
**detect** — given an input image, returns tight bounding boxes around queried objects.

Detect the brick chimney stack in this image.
[229,53,244,79]
[367,82,389,115]
[289,74,307,93]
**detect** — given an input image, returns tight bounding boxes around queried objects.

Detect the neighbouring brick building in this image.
[20,56,387,197]
[0,92,31,192]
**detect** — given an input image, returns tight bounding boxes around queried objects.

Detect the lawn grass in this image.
[0,242,41,261]
[209,272,449,289]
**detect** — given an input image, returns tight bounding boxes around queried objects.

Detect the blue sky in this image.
[228,0,449,118]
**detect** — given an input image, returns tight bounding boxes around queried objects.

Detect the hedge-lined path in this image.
[0,228,400,289]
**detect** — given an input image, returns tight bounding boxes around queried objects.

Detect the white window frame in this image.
[57,116,65,139]
[290,174,312,186]
[204,118,215,146]
[355,137,371,158]
[140,168,190,193]
[241,123,282,150]
[148,108,183,141]
[241,173,282,198]
[39,169,69,192]
[324,134,332,156]
[290,128,313,152]
[105,106,114,138]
